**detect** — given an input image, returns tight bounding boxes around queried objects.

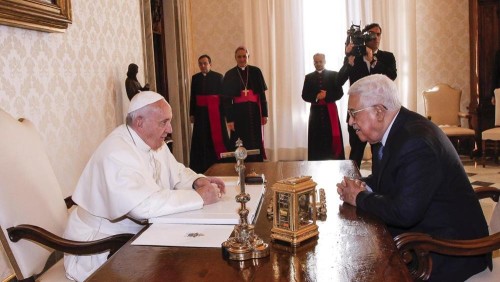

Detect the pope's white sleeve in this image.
[128,188,204,219]
[164,147,205,190]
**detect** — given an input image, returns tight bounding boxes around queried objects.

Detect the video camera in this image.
[345,24,377,57]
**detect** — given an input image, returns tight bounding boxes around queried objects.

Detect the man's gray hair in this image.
[313,53,325,59]
[125,112,135,126]
[126,107,146,126]
[347,74,401,111]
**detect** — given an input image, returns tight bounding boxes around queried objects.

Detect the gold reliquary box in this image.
[270,176,319,246]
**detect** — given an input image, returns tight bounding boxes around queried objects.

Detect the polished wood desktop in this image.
[87,161,411,281]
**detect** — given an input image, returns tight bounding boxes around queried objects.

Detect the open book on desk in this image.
[132,223,234,247]
[149,176,265,225]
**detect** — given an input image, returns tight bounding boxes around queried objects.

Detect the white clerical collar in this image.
[316,70,324,74]
[239,66,246,71]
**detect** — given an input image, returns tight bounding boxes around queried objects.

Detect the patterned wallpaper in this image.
[190,0,471,117]
[189,0,244,77]
[0,0,146,277]
[0,0,146,197]
[416,0,470,115]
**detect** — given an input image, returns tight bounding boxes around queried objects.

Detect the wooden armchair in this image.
[394,187,500,281]
[0,109,133,281]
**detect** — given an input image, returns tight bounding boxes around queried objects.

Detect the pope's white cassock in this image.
[63,124,205,281]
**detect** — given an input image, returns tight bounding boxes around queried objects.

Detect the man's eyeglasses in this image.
[348,105,387,119]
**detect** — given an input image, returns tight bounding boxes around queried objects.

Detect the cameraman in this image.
[343,23,397,167]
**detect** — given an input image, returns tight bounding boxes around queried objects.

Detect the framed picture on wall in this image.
[0,0,72,33]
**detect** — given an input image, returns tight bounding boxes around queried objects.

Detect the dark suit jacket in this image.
[343,49,397,85]
[357,107,491,281]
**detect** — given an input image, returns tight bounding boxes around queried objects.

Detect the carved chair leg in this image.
[482,140,487,168]
[495,141,499,164]
[470,136,476,159]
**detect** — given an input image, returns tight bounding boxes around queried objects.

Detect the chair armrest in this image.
[474,187,500,202]
[125,216,149,225]
[64,196,76,209]
[7,225,133,258]
[394,232,500,281]
[64,197,147,225]
[458,111,472,126]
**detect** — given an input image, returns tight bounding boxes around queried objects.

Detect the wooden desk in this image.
[87,161,411,281]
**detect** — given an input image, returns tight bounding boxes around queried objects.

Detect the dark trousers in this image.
[348,124,366,168]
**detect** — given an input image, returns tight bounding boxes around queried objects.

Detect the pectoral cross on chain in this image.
[242,88,249,96]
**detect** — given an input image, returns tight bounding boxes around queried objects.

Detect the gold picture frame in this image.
[0,0,72,33]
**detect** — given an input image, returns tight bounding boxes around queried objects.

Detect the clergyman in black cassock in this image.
[222,47,268,162]
[302,53,349,160]
[189,55,230,173]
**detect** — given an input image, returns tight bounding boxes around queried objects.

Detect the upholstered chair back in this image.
[0,109,68,279]
[423,84,462,126]
[495,89,500,126]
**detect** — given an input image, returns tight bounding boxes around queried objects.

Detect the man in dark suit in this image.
[302,53,349,160]
[343,23,397,167]
[336,74,491,281]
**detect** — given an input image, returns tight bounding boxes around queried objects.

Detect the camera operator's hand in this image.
[345,44,355,66]
[364,47,374,63]
[347,55,355,66]
[345,43,354,56]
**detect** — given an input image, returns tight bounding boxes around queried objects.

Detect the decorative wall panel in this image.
[0,0,146,196]
[190,0,244,76]
[0,1,147,276]
[416,0,470,115]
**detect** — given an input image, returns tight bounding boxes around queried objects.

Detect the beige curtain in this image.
[243,0,308,161]
[346,0,418,110]
[240,0,417,161]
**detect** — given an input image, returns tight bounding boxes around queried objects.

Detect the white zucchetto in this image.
[128,91,166,113]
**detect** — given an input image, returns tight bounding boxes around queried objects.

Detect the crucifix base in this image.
[221,224,269,260]
[220,138,269,261]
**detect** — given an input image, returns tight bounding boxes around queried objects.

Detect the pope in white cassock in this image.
[63,91,226,281]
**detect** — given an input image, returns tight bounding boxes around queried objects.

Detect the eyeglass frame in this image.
[347,104,387,120]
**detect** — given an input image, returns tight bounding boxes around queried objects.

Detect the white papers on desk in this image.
[131,224,234,248]
[149,176,264,225]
